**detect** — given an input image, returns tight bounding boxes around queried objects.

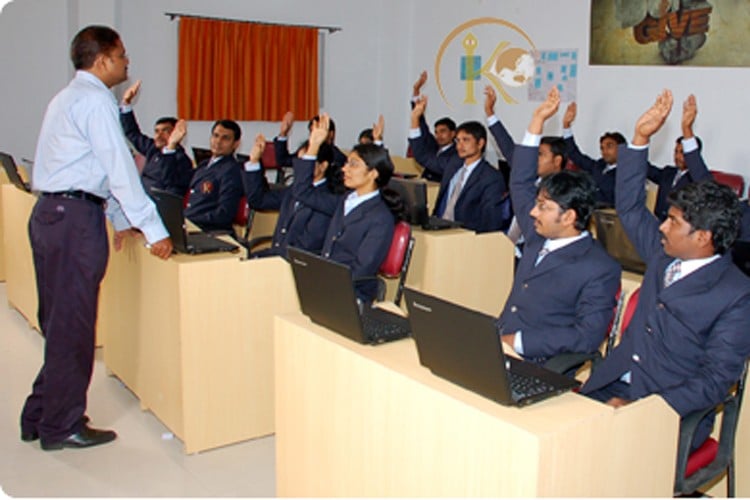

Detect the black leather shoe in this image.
[21,415,91,443]
[40,425,116,451]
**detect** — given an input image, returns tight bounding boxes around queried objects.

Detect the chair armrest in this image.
[675,405,718,484]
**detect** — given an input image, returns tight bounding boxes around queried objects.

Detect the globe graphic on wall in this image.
[494,47,534,87]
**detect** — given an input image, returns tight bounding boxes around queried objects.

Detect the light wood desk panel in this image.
[0,171,9,281]
[101,240,299,453]
[274,313,679,497]
[404,228,514,316]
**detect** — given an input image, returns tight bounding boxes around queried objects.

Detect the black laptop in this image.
[0,151,31,192]
[387,177,462,231]
[593,208,646,274]
[288,246,411,345]
[149,187,239,255]
[403,288,580,406]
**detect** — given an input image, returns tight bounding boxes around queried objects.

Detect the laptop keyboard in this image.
[508,371,556,401]
[361,313,410,344]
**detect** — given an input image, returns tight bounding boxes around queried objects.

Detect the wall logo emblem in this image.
[435,17,536,109]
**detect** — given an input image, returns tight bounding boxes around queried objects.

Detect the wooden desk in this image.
[403,228,515,315]
[274,313,680,497]
[100,240,298,453]
[391,155,422,177]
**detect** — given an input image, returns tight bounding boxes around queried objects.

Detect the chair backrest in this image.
[379,221,415,305]
[262,141,278,169]
[710,170,745,198]
[233,196,250,227]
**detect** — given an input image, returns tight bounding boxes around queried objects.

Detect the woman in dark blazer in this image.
[295,114,403,303]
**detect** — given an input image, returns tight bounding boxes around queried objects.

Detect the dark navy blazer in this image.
[274,136,347,169]
[647,147,712,221]
[408,113,460,183]
[496,144,621,361]
[565,135,616,207]
[120,110,193,197]
[184,156,243,232]
[243,157,337,257]
[432,158,509,233]
[582,145,750,426]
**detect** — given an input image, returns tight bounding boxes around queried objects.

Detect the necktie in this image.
[443,167,467,221]
[672,170,686,188]
[535,246,550,266]
[663,259,682,287]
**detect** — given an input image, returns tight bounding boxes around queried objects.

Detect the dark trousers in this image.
[21,196,109,442]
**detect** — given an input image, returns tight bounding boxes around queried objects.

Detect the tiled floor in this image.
[0,283,276,497]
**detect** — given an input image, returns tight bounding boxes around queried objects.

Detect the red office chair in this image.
[356,221,415,305]
[233,195,252,237]
[262,141,289,185]
[710,170,745,199]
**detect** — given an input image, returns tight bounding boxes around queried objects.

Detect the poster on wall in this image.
[590,0,750,66]
[529,49,578,102]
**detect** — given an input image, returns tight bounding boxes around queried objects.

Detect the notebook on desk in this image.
[149,187,239,255]
[403,288,579,407]
[288,246,411,345]
[387,177,462,231]
[0,151,31,192]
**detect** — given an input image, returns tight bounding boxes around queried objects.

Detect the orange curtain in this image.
[177,17,319,121]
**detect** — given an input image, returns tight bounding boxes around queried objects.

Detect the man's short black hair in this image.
[212,119,242,141]
[538,170,597,231]
[456,121,487,153]
[434,117,456,131]
[599,132,626,145]
[70,25,120,70]
[668,180,741,254]
[541,136,568,168]
[155,117,178,128]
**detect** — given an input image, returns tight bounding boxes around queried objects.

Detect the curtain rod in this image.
[164,12,341,33]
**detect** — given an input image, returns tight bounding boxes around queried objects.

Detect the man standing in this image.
[119,79,194,197]
[21,25,172,451]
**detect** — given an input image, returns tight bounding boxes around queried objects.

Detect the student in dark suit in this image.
[274,111,347,169]
[297,114,403,303]
[646,94,712,221]
[119,79,193,197]
[581,90,750,452]
[184,120,244,233]
[496,87,621,363]
[562,102,625,207]
[242,132,341,258]
[415,105,509,233]
[408,70,458,182]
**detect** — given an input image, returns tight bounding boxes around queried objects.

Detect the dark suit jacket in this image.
[488,118,515,165]
[274,136,347,168]
[582,145,750,425]
[496,144,621,361]
[740,202,750,241]
[320,195,395,303]
[647,148,712,221]
[184,156,243,232]
[565,135,616,206]
[119,110,193,197]
[433,158,509,233]
[244,158,337,257]
[408,113,459,183]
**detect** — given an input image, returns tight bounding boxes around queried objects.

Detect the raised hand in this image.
[483,85,497,117]
[562,101,577,129]
[167,119,187,149]
[373,114,385,142]
[412,70,427,97]
[681,94,697,138]
[633,89,673,146]
[410,95,428,128]
[528,87,560,134]
[279,111,294,137]
[122,80,142,106]
[308,113,330,154]
[249,133,266,163]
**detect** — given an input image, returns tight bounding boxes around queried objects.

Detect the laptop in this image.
[149,187,239,255]
[593,208,646,274]
[0,151,31,192]
[403,288,580,406]
[387,177,462,231]
[288,246,411,345]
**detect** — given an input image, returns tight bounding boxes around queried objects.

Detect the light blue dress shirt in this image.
[33,70,168,243]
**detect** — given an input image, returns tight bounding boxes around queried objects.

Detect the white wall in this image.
[1,0,749,189]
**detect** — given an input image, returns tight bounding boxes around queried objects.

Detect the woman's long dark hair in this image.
[351,143,406,221]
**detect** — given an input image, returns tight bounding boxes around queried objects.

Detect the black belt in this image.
[41,190,106,206]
